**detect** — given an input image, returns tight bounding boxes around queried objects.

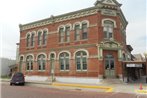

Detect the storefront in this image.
[122,61,146,83]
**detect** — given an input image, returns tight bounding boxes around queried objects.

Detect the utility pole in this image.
[50,53,55,84]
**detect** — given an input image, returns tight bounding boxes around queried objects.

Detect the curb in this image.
[135,86,147,94]
[25,81,51,85]
[136,90,147,94]
[1,79,113,92]
[52,83,113,92]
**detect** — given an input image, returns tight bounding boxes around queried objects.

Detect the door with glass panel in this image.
[105,55,115,78]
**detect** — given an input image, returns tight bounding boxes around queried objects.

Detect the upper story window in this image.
[38,31,42,46]
[103,20,114,39]
[75,51,87,71]
[82,23,88,39]
[42,30,47,45]
[59,52,70,71]
[26,55,33,71]
[31,33,35,47]
[65,26,70,42]
[74,24,80,41]
[59,27,65,43]
[26,34,31,47]
[37,54,46,71]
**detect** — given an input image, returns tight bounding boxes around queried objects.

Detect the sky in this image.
[0,0,146,59]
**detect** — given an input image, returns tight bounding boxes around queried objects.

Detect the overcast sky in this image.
[0,0,146,59]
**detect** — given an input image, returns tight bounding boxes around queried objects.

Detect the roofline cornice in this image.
[19,6,98,31]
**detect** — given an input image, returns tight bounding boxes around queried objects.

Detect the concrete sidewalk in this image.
[1,78,147,94]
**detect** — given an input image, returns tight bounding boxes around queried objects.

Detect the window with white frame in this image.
[103,20,114,39]
[75,24,80,41]
[37,54,46,71]
[65,26,70,42]
[76,51,87,71]
[82,23,88,39]
[38,31,42,45]
[26,34,31,47]
[31,33,35,47]
[59,28,64,43]
[26,55,33,71]
[42,30,47,45]
[59,52,69,71]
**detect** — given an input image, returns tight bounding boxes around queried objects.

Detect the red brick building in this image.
[18,0,132,82]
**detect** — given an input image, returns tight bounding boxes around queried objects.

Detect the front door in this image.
[105,55,115,78]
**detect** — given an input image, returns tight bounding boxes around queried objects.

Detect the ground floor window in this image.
[26,55,33,71]
[76,51,87,71]
[59,52,69,71]
[37,54,46,71]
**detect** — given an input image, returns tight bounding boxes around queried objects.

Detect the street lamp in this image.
[144,52,147,83]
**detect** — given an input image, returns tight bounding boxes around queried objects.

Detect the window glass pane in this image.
[103,20,114,39]
[31,34,35,46]
[82,32,87,39]
[65,27,70,35]
[82,23,87,32]
[76,52,81,56]
[43,31,47,45]
[108,27,113,32]
[75,25,80,40]
[76,58,81,70]
[82,51,87,56]
[77,63,81,70]
[31,62,33,70]
[109,33,113,38]
[27,34,31,47]
[59,28,64,32]
[38,32,42,45]
[83,64,87,70]
[43,62,45,70]
[103,27,107,31]
[82,57,87,70]
[60,58,64,70]
[27,65,29,70]
[39,65,41,70]
[65,58,69,70]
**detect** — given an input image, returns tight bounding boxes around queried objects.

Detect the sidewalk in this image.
[1,78,147,94]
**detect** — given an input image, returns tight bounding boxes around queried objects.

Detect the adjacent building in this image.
[17,0,133,82]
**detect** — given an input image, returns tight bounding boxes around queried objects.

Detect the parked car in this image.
[10,72,25,86]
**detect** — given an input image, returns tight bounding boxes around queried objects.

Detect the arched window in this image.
[74,24,80,41]
[26,34,31,47]
[38,31,42,45]
[59,52,69,71]
[82,23,88,39]
[31,33,35,46]
[65,26,70,42]
[59,27,64,42]
[75,51,87,71]
[103,20,114,39]
[42,30,47,45]
[26,55,33,71]
[37,54,46,71]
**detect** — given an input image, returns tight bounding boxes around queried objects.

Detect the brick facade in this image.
[17,0,131,79]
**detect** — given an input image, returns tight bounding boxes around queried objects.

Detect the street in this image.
[1,83,147,98]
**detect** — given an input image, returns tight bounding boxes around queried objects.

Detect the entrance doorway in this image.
[105,55,115,78]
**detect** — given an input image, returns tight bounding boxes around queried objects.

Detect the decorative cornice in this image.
[19,7,98,31]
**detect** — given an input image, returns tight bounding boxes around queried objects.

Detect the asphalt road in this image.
[1,83,147,98]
